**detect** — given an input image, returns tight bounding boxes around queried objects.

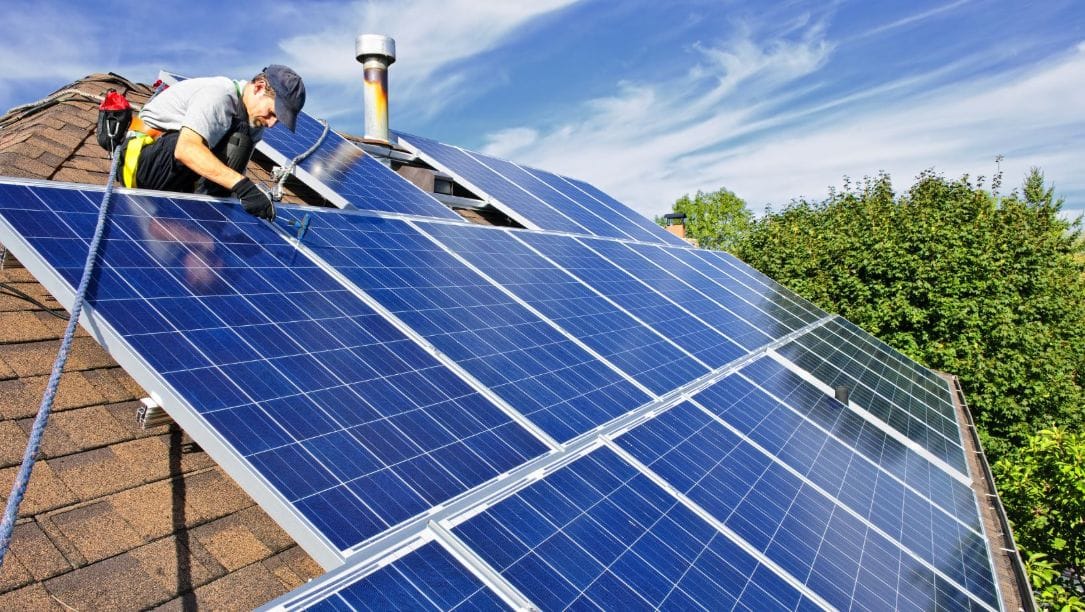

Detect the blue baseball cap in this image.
[263,64,306,132]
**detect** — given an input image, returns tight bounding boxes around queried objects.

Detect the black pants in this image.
[121,131,199,193]
[120,129,252,195]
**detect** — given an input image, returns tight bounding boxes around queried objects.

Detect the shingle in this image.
[127,534,224,596]
[0,461,79,517]
[18,371,108,413]
[0,583,63,611]
[47,446,144,501]
[5,521,71,581]
[0,378,39,420]
[46,499,145,564]
[153,561,290,611]
[108,469,255,541]
[0,312,55,343]
[19,405,132,461]
[43,551,174,611]
[0,420,28,467]
[192,513,273,572]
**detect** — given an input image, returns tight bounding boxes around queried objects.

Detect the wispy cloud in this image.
[278,0,580,120]
[482,26,1085,219]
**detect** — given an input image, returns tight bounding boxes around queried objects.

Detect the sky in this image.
[3,0,1083,221]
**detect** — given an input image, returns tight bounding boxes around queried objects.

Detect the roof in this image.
[0,72,1027,610]
[0,74,323,609]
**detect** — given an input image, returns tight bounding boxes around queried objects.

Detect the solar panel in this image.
[395,132,583,233]
[0,180,546,563]
[775,319,969,474]
[274,208,651,443]
[258,113,461,220]
[519,232,767,358]
[1,167,1002,610]
[416,222,710,394]
[560,174,691,246]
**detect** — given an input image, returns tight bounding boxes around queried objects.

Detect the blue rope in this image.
[0,146,122,567]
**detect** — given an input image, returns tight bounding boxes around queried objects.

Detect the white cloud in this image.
[278,0,580,119]
[481,127,539,158]
[489,31,1085,220]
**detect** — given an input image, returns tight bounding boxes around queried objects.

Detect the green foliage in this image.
[736,169,1085,455]
[996,428,1085,609]
[665,187,752,251]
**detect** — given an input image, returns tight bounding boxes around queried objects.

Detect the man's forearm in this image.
[174,128,245,190]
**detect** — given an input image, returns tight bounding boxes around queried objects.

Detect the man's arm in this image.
[173,126,275,220]
[173,127,245,190]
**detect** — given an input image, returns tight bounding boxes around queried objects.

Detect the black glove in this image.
[231,177,275,221]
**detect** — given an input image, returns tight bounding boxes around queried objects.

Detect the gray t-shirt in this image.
[139,77,263,148]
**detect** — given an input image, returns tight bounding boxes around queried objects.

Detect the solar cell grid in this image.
[617,399,998,610]
[575,235,777,352]
[523,166,666,243]
[740,357,982,527]
[300,542,503,611]
[0,182,546,555]
[656,245,820,330]
[397,133,583,233]
[693,248,826,323]
[453,447,818,610]
[286,210,651,442]
[512,231,753,369]
[560,175,691,246]
[416,221,709,394]
[689,374,991,591]
[775,324,968,473]
[261,113,460,220]
[460,150,638,241]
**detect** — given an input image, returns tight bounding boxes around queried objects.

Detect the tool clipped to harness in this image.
[95,89,132,157]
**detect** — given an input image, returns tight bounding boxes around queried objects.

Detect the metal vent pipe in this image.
[355,34,396,143]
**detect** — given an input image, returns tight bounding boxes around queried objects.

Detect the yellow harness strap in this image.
[122,133,156,188]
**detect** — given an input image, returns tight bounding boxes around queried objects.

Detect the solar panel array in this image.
[0,113,1001,610]
[397,132,688,246]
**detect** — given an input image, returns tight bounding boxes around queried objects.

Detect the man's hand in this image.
[231,177,276,220]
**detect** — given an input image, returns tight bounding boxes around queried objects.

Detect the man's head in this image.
[244,65,306,132]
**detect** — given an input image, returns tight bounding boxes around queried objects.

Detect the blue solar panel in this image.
[260,113,460,220]
[2,167,1003,610]
[276,209,651,442]
[454,447,819,610]
[740,357,982,529]
[561,175,690,246]
[694,248,826,323]
[397,132,583,233]
[416,222,709,394]
[523,166,666,243]
[520,232,766,360]
[638,243,819,332]
[0,182,546,556]
[290,541,503,611]
[616,400,997,611]
[686,373,995,603]
[776,320,968,474]
[583,236,790,351]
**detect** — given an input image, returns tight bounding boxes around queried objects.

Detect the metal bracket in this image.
[136,396,173,429]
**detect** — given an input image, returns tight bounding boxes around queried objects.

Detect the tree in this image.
[995,427,1085,609]
[736,169,1085,455]
[663,187,752,251]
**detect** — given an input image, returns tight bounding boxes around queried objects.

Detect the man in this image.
[120,65,306,221]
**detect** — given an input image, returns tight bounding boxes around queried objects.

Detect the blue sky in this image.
[3,1,1083,220]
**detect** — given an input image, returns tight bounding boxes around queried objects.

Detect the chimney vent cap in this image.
[356,34,396,64]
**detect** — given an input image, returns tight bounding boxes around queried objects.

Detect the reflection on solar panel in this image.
[0,181,545,563]
[259,112,461,220]
[397,132,683,245]
[0,174,1002,610]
